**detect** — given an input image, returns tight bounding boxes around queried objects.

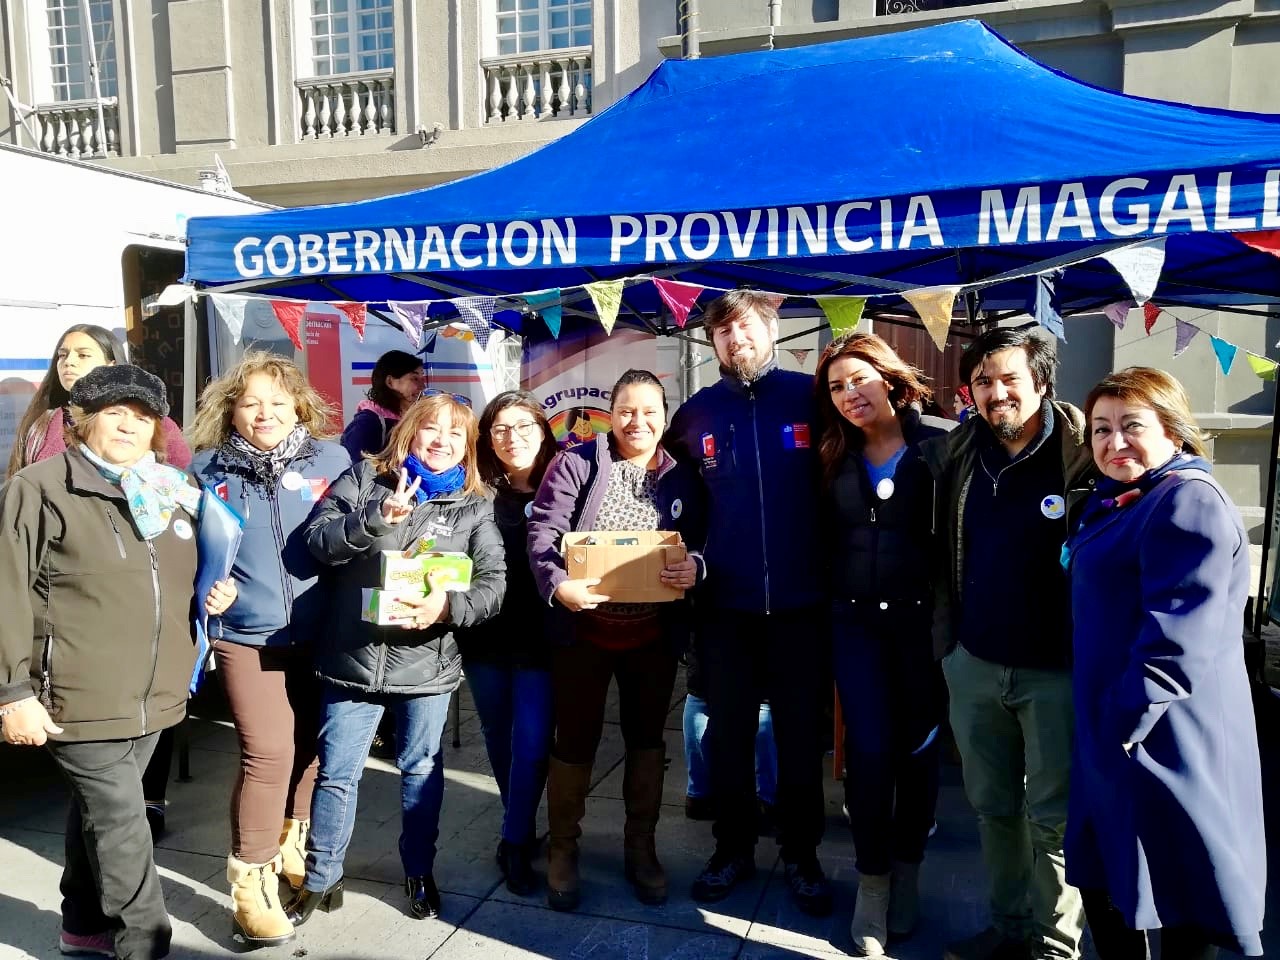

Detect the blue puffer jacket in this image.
[191,437,352,647]
[664,362,823,614]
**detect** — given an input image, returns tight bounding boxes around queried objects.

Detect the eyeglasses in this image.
[421,388,472,407]
[490,421,539,442]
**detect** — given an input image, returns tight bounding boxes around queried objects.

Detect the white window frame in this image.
[495,0,592,57]
[302,0,395,78]
[30,0,118,104]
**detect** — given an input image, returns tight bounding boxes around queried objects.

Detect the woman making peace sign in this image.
[293,393,505,923]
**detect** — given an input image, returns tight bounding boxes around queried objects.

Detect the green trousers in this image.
[943,644,1084,960]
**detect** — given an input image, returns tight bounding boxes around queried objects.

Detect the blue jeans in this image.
[463,662,554,846]
[831,599,942,876]
[683,694,777,804]
[305,685,452,891]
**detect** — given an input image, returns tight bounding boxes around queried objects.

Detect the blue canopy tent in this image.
[184,18,1280,335]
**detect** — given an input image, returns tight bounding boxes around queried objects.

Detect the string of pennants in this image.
[206,228,1280,380]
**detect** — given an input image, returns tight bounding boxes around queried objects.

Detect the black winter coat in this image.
[304,460,505,696]
[826,408,954,603]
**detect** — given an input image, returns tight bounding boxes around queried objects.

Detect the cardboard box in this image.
[377,550,473,593]
[561,530,686,603]
[361,588,418,626]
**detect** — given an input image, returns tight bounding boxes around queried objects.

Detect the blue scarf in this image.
[402,454,465,502]
[80,446,202,540]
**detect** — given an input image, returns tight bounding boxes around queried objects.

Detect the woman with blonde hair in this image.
[187,351,352,947]
[1064,367,1264,960]
[293,392,505,923]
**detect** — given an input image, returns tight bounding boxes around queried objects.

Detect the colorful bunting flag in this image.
[1210,336,1237,375]
[1101,301,1133,329]
[652,278,705,329]
[210,294,247,344]
[334,302,366,341]
[1033,274,1065,342]
[1173,319,1200,357]
[269,300,306,350]
[786,349,812,366]
[424,332,437,353]
[763,293,786,312]
[454,297,496,350]
[902,286,960,353]
[585,280,624,335]
[816,296,866,336]
[525,289,563,340]
[1143,302,1161,335]
[388,300,428,348]
[1099,239,1165,305]
[1247,352,1278,381]
[1236,230,1280,257]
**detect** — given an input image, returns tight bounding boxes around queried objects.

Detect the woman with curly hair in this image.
[187,352,351,947]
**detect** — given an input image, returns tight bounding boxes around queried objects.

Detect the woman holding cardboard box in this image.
[295,392,505,923]
[528,369,705,911]
[187,352,352,947]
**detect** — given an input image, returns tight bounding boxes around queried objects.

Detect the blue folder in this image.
[191,485,245,693]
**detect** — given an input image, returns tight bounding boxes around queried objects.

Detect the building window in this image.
[497,0,591,56]
[311,0,393,76]
[46,0,117,101]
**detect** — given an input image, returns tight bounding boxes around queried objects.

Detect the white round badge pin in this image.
[281,471,304,491]
[172,518,193,540]
[671,498,683,519]
[1040,494,1066,519]
[875,478,895,501]
[524,500,534,519]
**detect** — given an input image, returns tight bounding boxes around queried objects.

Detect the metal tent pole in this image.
[1253,379,1280,639]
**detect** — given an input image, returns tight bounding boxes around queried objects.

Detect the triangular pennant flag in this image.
[1210,336,1237,375]
[388,300,429,348]
[1101,301,1134,329]
[762,293,786,312]
[525,289,563,340]
[334,302,366,341]
[210,294,247,344]
[787,349,812,366]
[902,286,960,352]
[1247,352,1278,381]
[816,296,866,337]
[1099,238,1166,305]
[1033,274,1065,342]
[1236,230,1280,257]
[1143,302,1161,334]
[1173,319,1200,357]
[424,332,437,354]
[585,280,624,335]
[269,300,305,350]
[652,278,705,329]
[453,296,496,350]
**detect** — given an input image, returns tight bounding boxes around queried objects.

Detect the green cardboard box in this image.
[361,588,418,626]
[377,550,474,593]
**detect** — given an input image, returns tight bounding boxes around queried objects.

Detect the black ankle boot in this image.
[405,875,440,919]
[284,880,344,926]
[496,840,537,896]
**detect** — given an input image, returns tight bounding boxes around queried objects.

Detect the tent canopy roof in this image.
[185,19,1280,335]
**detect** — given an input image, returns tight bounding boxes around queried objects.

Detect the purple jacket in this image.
[527,434,706,606]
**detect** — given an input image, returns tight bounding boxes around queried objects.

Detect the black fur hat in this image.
[70,364,170,419]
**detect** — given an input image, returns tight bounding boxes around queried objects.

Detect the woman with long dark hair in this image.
[813,333,952,956]
[465,390,560,894]
[339,350,425,461]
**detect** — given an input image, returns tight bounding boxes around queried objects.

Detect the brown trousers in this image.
[214,640,320,863]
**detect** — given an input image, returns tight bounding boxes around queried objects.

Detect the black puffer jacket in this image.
[826,408,954,603]
[304,460,505,696]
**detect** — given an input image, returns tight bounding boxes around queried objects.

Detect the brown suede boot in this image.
[546,758,592,912]
[228,854,295,947]
[622,747,668,905]
[278,818,309,891]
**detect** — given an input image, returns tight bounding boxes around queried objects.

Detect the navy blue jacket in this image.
[1065,456,1264,954]
[191,438,352,648]
[665,364,822,613]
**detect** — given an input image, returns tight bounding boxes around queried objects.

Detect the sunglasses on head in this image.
[421,388,472,407]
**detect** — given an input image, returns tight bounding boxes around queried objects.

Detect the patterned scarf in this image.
[221,425,311,487]
[79,446,201,540]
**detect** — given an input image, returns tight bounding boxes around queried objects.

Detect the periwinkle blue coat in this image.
[1065,456,1264,954]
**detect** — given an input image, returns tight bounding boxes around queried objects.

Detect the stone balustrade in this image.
[35,98,119,158]
[296,70,395,140]
[481,47,592,123]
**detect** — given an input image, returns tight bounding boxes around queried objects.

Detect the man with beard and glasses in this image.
[922,327,1094,960]
[664,290,832,917]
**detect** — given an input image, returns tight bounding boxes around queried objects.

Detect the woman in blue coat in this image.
[188,352,352,946]
[1064,367,1264,960]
